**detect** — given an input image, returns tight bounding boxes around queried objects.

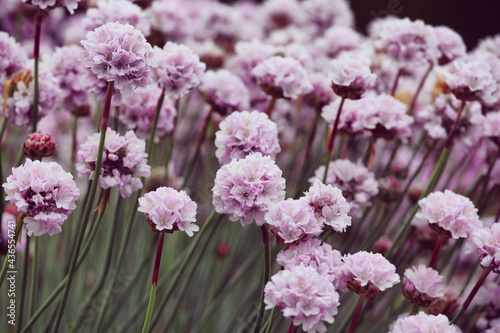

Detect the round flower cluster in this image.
[80,22,156,96]
[0,31,28,84]
[252,56,313,99]
[311,159,378,217]
[342,251,400,297]
[416,190,482,239]
[23,131,56,160]
[22,0,82,14]
[322,98,376,137]
[470,223,500,273]
[138,187,198,236]
[367,94,414,140]
[265,198,322,245]
[154,42,206,100]
[212,152,286,226]
[277,238,347,291]
[328,55,376,100]
[303,179,351,232]
[264,265,340,333]
[402,265,446,307]
[214,110,281,165]
[389,312,461,333]
[76,128,151,198]
[3,159,80,236]
[443,59,495,102]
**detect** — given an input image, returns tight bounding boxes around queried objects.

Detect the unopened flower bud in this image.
[216,242,230,258]
[23,131,56,159]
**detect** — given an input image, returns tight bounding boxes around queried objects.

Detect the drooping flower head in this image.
[470,223,500,273]
[303,179,351,233]
[389,312,461,333]
[277,238,347,291]
[138,186,198,236]
[3,159,80,236]
[402,265,447,307]
[22,0,81,14]
[153,42,206,100]
[342,251,400,297]
[76,128,151,198]
[416,190,482,239]
[443,59,495,102]
[80,21,156,96]
[0,31,28,84]
[264,265,340,333]
[329,54,376,100]
[212,152,286,226]
[214,110,281,165]
[252,56,313,99]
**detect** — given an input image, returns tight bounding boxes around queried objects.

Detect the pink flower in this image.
[434,26,466,65]
[138,186,198,236]
[389,312,460,333]
[329,55,376,100]
[342,251,400,297]
[367,94,414,141]
[76,128,151,198]
[416,190,482,239]
[443,59,495,102]
[322,98,377,137]
[264,265,340,333]
[3,159,80,236]
[402,265,446,307]
[470,223,500,273]
[22,0,81,14]
[303,179,351,233]
[212,152,286,226]
[0,31,28,84]
[214,110,281,165]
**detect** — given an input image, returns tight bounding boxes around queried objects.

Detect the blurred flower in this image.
[22,0,81,14]
[470,223,500,273]
[329,55,376,100]
[434,26,466,65]
[3,159,80,236]
[23,131,56,159]
[402,265,446,307]
[443,59,495,102]
[0,31,28,85]
[301,0,354,33]
[1,205,26,254]
[368,94,414,140]
[389,312,460,333]
[321,98,377,137]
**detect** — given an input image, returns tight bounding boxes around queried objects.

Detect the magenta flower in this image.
[22,0,81,14]
[328,55,376,100]
[443,59,495,102]
[304,179,351,233]
[389,312,460,333]
[214,110,281,165]
[277,238,347,291]
[0,31,28,84]
[416,190,482,239]
[470,223,500,273]
[212,152,286,226]
[264,265,340,333]
[138,187,198,236]
[3,159,80,237]
[252,56,313,99]
[76,128,151,198]
[153,42,206,100]
[342,251,400,297]
[402,265,446,307]
[80,22,156,96]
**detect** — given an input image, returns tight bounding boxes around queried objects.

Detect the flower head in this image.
[389,312,461,333]
[0,31,28,84]
[138,187,198,236]
[443,59,495,102]
[321,98,377,137]
[416,190,482,239]
[23,131,56,160]
[76,128,151,198]
[212,152,286,226]
[329,55,376,100]
[264,265,340,333]
[214,110,280,165]
[470,223,500,273]
[80,22,156,96]
[3,159,80,236]
[367,94,414,140]
[22,0,81,14]
[434,26,466,65]
[402,265,446,307]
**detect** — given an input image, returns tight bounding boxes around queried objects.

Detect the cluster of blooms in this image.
[328,55,376,99]
[22,0,81,14]
[138,187,198,236]
[474,279,500,331]
[402,265,446,307]
[214,110,280,165]
[389,312,461,333]
[76,128,151,198]
[469,223,500,273]
[3,159,80,236]
[0,31,27,84]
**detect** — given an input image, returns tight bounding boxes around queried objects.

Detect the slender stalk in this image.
[51,80,114,332]
[322,97,345,183]
[266,96,277,117]
[450,267,492,325]
[141,232,166,333]
[429,234,442,269]
[31,9,42,133]
[287,322,299,333]
[70,115,78,175]
[0,214,24,288]
[348,295,366,333]
[408,63,433,115]
[390,69,403,96]
[146,88,166,156]
[29,237,39,317]
[252,224,272,333]
[262,307,279,333]
[17,237,30,331]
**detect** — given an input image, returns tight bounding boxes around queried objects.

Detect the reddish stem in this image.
[327,97,346,152]
[151,232,166,286]
[100,81,115,132]
[286,322,298,333]
[348,294,366,333]
[429,234,442,269]
[390,69,403,96]
[266,97,277,117]
[444,100,466,149]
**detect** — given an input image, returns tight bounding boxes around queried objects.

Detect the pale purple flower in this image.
[83,0,150,36]
[145,0,191,42]
[76,128,151,198]
[80,22,156,96]
[322,98,377,137]
[260,0,306,33]
[470,223,500,273]
[317,26,362,59]
[0,31,28,84]
[443,59,495,102]
[212,152,286,226]
[474,279,500,331]
[22,0,81,14]
[252,56,313,99]
[311,160,378,217]
[199,69,250,116]
[153,42,206,100]
[328,54,376,100]
[368,94,414,140]
[483,111,500,138]
[304,72,337,109]
[138,186,198,236]
[265,198,322,245]
[214,110,281,165]
[3,159,80,237]
[476,34,500,58]
[402,265,447,307]
[416,190,482,239]
[277,238,347,291]
[264,265,340,333]
[342,251,400,297]
[434,26,467,65]
[119,85,177,142]
[302,0,354,33]
[389,312,461,333]
[303,179,351,233]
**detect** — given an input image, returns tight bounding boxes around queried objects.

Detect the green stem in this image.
[51,80,114,332]
[31,9,42,133]
[146,88,166,157]
[252,224,272,333]
[410,304,419,315]
[17,237,30,331]
[29,237,39,317]
[0,214,24,288]
[262,307,279,333]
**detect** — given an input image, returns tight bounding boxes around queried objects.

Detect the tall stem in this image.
[323,97,346,183]
[390,69,403,96]
[29,237,39,317]
[0,214,24,288]
[141,232,166,333]
[266,97,277,117]
[408,63,433,115]
[31,9,42,133]
[429,234,442,269]
[146,88,166,156]
[348,295,366,333]
[252,224,271,333]
[51,80,114,333]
